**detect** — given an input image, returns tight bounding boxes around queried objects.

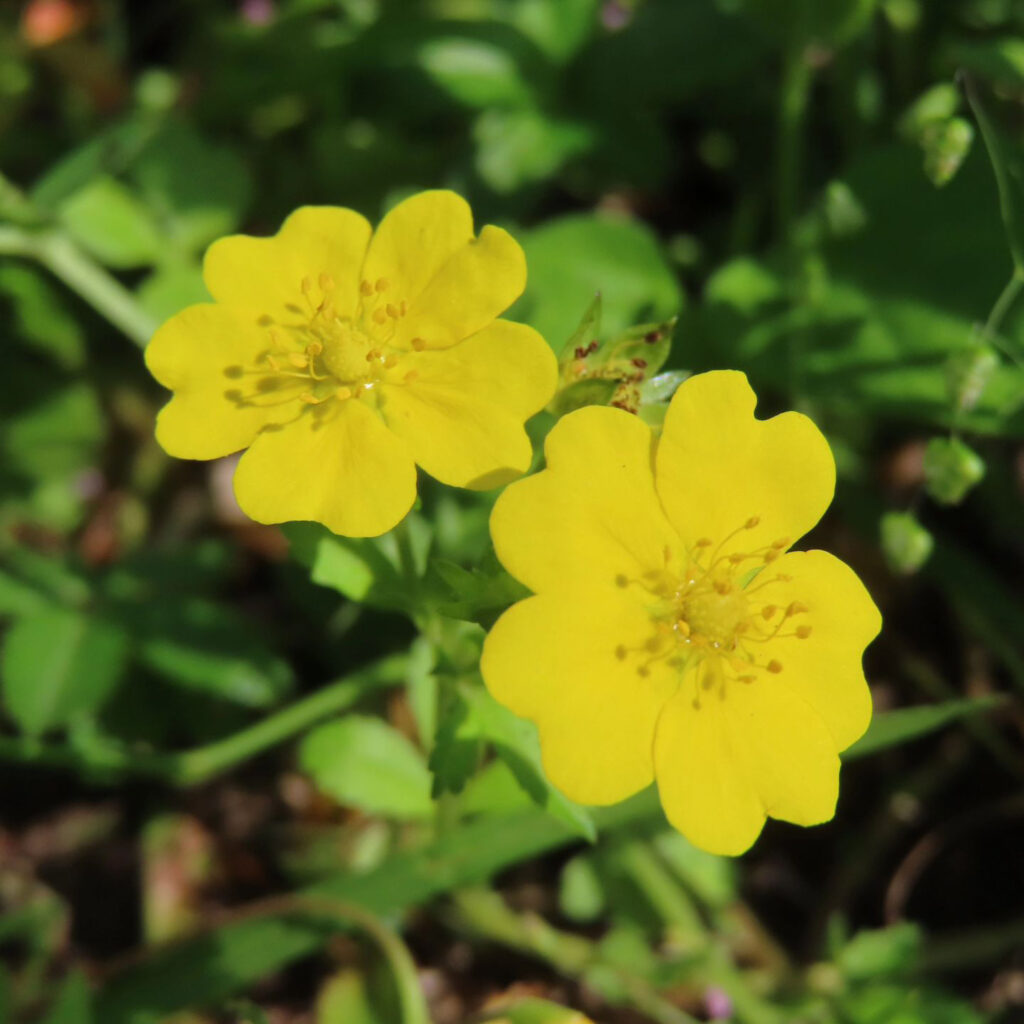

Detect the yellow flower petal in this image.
[749,550,880,751]
[146,304,286,459]
[361,190,474,308]
[656,371,835,557]
[378,320,556,489]
[482,588,678,805]
[654,666,840,855]
[203,206,372,321]
[490,405,678,594]
[232,400,416,537]
[392,225,526,350]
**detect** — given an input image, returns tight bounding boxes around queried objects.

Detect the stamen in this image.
[299,392,322,405]
[695,538,713,548]
[372,308,388,325]
[767,660,783,673]
[386,303,399,319]
[786,601,809,616]
[375,277,389,292]
[745,516,760,529]
[771,537,790,549]
[288,352,308,368]
[360,280,374,296]
[336,386,352,400]
[411,337,427,351]
[404,370,419,384]
[318,273,335,291]
[615,645,627,661]
[615,574,629,588]
[301,276,313,293]
[795,625,812,639]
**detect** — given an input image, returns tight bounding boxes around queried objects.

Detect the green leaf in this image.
[480,998,594,1024]
[0,264,85,369]
[474,107,592,193]
[558,855,606,923]
[130,598,294,709]
[843,697,1005,760]
[429,686,482,797]
[513,214,683,353]
[739,0,878,47]
[41,971,93,1024]
[316,970,380,1024]
[58,176,163,269]
[2,382,104,481]
[2,607,129,737]
[837,923,921,981]
[418,36,533,107]
[427,558,530,627]
[132,119,253,256]
[300,715,434,820]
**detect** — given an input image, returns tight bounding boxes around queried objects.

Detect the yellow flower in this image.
[145,191,557,537]
[481,370,881,855]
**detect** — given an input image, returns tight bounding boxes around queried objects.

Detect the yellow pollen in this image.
[366,349,381,362]
[411,337,427,351]
[360,280,374,296]
[762,605,777,619]
[375,277,389,292]
[288,352,308,368]
[676,619,691,638]
[336,386,352,400]
[795,625,812,639]
[299,392,320,405]
[306,341,323,356]
[767,660,783,673]
[695,538,713,548]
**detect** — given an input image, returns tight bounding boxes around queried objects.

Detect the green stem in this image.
[0,224,157,347]
[775,45,814,242]
[980,269,1024,344]
[962,71,1024,273]
[0,653,407,786]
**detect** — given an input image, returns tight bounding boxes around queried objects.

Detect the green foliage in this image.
[2,608,129,737]
[300,715,434,820]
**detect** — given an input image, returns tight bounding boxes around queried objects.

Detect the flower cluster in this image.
[147,195,879,855]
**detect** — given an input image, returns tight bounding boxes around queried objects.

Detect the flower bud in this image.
[881,511,933,574]
[923,437,985,505]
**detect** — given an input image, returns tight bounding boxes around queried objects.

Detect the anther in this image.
[360,280,374,296]
[386,303,399,319]
[738,674,756,684]
[318,273,336,291]
[771,537,790,549]
[400,300,407,316]
[728,553,746,564]
[763,550,779,563]
[288,352,308,368]
[301,276,313,293]
[745,516,761,529]
[375,277,389,292]
[786,601,809,617]
[767,660,783,673]
[676,620,691,638]
[336,386,352,400]
[372,308,388,324]
[383,354,399,368]
[663,546,672,563]
[795,625,812,639]
[306,341,323,356]
[411,337,426,351]
[632,357,647,368]
[615,645,627,661]
[761,605,777,619]
[713,580,732,595]
[696,538,713,548]
[404,370,419,384]
[615,574,629,588]
[645,637,661,653]
[637,666,650,678]
[366,349,381,362]
[299,392,320,405]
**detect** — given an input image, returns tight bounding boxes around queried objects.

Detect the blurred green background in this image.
[1,1,1023,1022]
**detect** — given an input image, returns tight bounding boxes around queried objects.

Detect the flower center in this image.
[225,273,427,415]
[614,517,812,707]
